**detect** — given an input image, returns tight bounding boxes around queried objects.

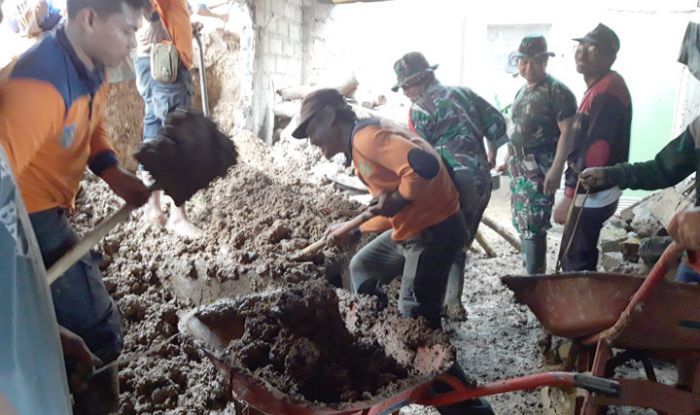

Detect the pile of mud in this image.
[183,282,453,406]
[70,137,363,413]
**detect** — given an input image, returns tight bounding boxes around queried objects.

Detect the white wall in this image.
[245,0,698,151]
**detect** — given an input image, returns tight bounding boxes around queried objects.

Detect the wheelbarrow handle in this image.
[417,372,620,408]
[573,374,620,397]
[583,241,683,345]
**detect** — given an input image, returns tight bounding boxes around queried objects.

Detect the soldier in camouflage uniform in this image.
[501,35,577,274]
[392,52,508,319]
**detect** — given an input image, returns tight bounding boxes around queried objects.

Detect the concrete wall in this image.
[673,11,700,136]
[245,0,333,144]
[247,0,302,143]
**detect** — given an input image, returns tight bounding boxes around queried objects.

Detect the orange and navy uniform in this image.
[352,119,460,241]
[153,0,194,69]
[0,28,118,214]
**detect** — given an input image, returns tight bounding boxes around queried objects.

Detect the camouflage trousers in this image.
[508,153,554,240]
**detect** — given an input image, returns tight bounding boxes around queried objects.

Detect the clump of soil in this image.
[195,282,411,404]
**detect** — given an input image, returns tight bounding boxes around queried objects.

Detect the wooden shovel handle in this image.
[47,205,136,285]
[300,211,374,255]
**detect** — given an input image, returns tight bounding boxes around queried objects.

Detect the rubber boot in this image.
[443,250,467,321]
[521,235,547,275]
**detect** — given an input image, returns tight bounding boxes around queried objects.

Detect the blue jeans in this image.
[677,259,700,284]
[29,208,123,364]
[134,56,194,142]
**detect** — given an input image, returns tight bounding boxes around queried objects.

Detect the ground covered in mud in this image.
[72,140,677,415]
[71,133,546,414]
[69,16,674,415]
[71,131,363,413]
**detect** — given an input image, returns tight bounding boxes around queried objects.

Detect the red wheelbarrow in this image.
[503,242,700,415]
[179,290,619,415]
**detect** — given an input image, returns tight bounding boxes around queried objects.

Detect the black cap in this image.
[291,88,348,139]
[573,23,620,54]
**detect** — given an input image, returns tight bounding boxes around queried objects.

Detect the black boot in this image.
[521,235,547,274]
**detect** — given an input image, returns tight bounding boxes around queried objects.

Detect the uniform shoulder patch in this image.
[407,148,439,179]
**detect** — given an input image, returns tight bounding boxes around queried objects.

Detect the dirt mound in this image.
[70,133,362,413]
[183,282,453,407]
[203,283,410,404]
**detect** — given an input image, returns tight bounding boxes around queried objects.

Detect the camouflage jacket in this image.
[510,74,577,158]
[410,81,508,193]
[604,115,700,206]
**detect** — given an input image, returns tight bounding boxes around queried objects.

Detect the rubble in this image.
[182,282,451,406]
[598,178,695,274]
[629,208,663,239]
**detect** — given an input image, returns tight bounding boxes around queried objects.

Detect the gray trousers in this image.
[349,213,467,328]
[348,213,494,415]
[444,170,492,306]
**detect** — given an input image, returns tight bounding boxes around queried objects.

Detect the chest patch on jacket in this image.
[60,124,76,148]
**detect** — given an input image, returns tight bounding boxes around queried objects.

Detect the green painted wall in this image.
[607,14,686,198]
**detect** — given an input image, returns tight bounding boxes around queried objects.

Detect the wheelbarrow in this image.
[178,290,619,415]
[502,242,700,414]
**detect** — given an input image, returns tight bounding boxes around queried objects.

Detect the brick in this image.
[286,42,301,57]
[262,55,276,72]
[313,3,330,19]
[268,36,284,55]
[289,24,301,40]
[276,19,289,37]
[283,3,294,20]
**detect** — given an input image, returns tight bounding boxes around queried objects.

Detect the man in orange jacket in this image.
[0,0,150,409]
[292,88,494,415]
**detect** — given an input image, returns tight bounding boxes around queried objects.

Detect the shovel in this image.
[47,108,237,284]
[290,210,374,261]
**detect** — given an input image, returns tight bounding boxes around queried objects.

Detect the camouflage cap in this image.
[573,23,620,54]
[291,88,349,139]
[391,52,438,92]
[513,35,555,59]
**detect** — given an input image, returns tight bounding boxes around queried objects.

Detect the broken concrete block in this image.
[600,251,646,275]
[598,226,628,253]
[639,236,673,266]
[630,209,663,238]
[620,205,636,223]
[601,252,624,272]
[621,237,640,262]
[606,216,629,230]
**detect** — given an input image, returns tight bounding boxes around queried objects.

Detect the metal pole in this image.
[194,32,210,117]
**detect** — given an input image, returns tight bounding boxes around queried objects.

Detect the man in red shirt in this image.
[553,23,632,271]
